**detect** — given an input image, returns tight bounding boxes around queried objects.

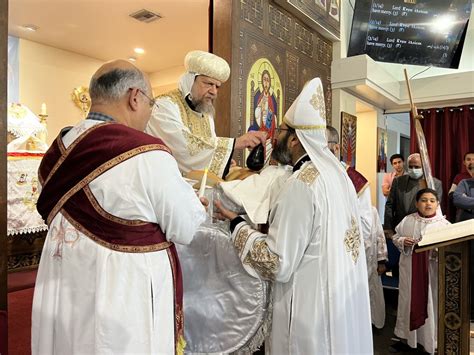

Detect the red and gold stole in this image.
[37,122,186,354]
[346,166,369,196]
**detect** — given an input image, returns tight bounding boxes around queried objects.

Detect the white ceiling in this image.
[8,0,210,73]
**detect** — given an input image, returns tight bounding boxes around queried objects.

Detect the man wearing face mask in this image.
[383,153,443,236]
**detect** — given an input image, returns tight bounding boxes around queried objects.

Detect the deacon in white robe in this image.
[215,78,373,354]
[32,61,206,355]
[392,189,450,354]
[146,50,266,178]
[367,207,388,329]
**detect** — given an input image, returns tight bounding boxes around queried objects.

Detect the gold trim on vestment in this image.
[283,117,326,130]
[60,209,173,253]
[163,90,215,156]
[309,84,326,121]
[297,164,320,185]
[344,216,361,264]
[356,182,370,197]
[46,143,171,225]
[83,186,148,226]
[233,227,251,258]
[166,247,186,355]
[181,130,215,156]
[209,137,233,177]
[243,239,280,281]
[42,122,114,188]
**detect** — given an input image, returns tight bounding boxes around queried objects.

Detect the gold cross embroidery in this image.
[344,216,361,264]
[309,85,326,121]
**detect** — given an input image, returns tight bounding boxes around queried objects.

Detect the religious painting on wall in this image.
[340,112,357,168]
[377,127,388,173]
[246,58,283,151]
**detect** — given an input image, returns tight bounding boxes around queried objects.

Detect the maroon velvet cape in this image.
[37,122,185,353]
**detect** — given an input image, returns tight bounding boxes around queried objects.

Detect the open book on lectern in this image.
[415,219,474,252]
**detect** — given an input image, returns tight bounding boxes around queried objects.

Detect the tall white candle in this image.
[41,103,47,115]
[198,168,208,198]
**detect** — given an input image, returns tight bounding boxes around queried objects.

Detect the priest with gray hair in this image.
[146,50,267,178]
[32,59,207,355]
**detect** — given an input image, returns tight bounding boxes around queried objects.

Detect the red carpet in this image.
[7,269,37,355]
[8,287,34,355]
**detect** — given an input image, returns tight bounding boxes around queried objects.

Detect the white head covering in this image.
[283,77,346,180]
[178,50,230,97]
[178,72,198,97]
[184,50,230,82]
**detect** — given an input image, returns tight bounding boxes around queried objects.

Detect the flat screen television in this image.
[347,0,471,68]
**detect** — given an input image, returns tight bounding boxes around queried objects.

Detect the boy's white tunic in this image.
[392,212,450,354]
[228,78,373,354]
[32,119,206,355]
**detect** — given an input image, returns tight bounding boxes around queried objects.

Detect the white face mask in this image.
[408,168,423,179]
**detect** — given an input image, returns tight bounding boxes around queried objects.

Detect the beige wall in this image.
[356,110,378,206]
[19,39,104,145]
[150,65,183,96]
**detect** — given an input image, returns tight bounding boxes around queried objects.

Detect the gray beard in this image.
[190,96,215,116]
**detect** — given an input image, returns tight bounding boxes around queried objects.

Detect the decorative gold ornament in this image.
[71,86,91,117]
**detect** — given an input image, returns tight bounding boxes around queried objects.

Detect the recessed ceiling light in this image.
[128,57,137,62]
[134,47,145,54]
[21,24,39,32]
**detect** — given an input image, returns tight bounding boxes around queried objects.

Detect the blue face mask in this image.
[408,168,423,180]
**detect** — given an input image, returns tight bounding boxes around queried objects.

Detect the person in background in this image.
[391,188,450,354]
[449,151,474,221]
[32,60,207,355]
[448,151,474,197]
[146,50,266,178]
[382,154,405,197]
[384,153,443,235]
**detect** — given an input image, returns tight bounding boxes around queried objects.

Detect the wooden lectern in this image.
[417,219,474,355]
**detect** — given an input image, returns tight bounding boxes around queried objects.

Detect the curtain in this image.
[410,105,474,222]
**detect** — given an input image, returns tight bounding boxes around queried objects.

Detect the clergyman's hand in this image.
[235,131,267,150]
[214,200,238,221]
[377,262,387,275]
[199,196,209,212]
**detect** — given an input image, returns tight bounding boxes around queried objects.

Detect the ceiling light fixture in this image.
[21,24,39,32]
[134,47,145,54]
[128,57,137,62]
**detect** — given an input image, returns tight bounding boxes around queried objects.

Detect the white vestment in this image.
[32,119,206,355]
[219,164,293,224]
[367,207,388,329]
[230,160,373,354]
[392,212,450,354]
[146,89,234,178]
